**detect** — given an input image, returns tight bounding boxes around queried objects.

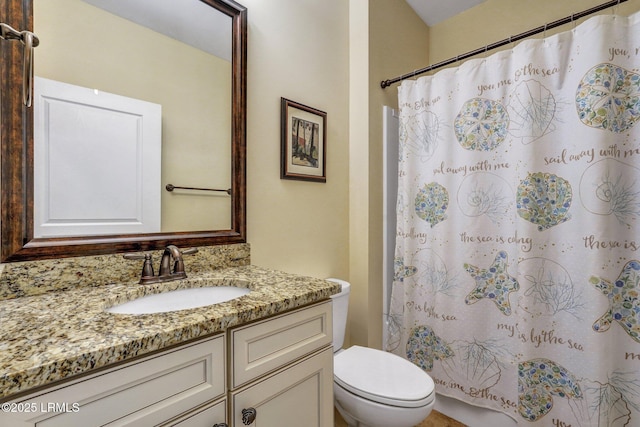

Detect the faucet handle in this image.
[123,253,146,260]
[123,253,154,282]
[172,247,198,274]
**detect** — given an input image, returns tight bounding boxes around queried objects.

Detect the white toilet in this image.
[328,278,435,427]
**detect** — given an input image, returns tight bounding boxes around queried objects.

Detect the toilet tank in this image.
[327,278,350,350]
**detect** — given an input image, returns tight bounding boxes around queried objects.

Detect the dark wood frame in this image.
[0,0,247,262]
[280,98,327,183]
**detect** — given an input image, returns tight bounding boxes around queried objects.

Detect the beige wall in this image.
[242,0,428,351]
[349,0,429,348]
[349,0,371,349]
[242,0,350,280]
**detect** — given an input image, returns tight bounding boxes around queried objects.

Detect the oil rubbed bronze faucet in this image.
[124,245,198,285]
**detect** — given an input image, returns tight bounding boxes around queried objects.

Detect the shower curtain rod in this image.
[380,0,628,88]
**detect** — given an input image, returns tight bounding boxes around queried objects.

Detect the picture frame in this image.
[280,98,327,182]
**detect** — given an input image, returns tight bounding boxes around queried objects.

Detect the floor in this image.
[335,408,467,427]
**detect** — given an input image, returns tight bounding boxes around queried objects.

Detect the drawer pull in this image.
[241,407,257,425]
[213,424,228,427]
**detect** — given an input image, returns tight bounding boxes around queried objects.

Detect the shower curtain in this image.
[390,12,640,426]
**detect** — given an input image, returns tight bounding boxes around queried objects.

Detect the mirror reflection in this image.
[34,0,233,238]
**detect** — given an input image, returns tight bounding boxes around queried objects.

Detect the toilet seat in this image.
[334,346,435,408]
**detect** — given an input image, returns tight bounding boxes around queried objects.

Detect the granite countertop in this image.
[0,265,341,399]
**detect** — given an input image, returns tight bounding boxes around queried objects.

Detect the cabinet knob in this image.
[241,407,257,425]
[213,424,228,427]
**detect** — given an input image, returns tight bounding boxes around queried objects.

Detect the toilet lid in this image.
[334,346,435,408]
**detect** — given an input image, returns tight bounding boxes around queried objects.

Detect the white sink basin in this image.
[106,286,250,314]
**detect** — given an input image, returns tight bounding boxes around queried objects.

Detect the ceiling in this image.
[405,0,487,26]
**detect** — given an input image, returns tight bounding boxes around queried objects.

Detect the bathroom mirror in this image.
[0,0,247,262]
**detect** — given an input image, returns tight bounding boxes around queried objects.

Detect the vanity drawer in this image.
[230,300,332,388]
[163,398,227,427]
[1,335,225,427]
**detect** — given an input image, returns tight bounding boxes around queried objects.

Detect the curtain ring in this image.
[543,23,548,39]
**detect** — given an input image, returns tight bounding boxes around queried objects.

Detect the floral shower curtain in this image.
[389,12,640,426]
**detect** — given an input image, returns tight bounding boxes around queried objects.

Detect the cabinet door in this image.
[231,347,333,427]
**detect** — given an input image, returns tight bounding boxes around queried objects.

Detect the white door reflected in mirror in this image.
[34,77,162,237]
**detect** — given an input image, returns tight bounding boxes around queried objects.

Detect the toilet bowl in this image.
[328,278,435,427]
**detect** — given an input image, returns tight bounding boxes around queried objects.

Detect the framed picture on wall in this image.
[280,98,327,182]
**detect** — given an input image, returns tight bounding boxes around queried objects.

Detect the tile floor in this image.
[334,409,467,427]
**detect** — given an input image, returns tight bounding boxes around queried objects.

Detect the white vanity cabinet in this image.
[1,300,333,427]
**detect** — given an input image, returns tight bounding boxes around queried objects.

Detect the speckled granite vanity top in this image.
[0,244,340,399]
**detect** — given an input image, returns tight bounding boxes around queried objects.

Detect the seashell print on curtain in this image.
[390,12,640,426]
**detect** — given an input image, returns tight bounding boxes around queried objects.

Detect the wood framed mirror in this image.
[0,0,246,262]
